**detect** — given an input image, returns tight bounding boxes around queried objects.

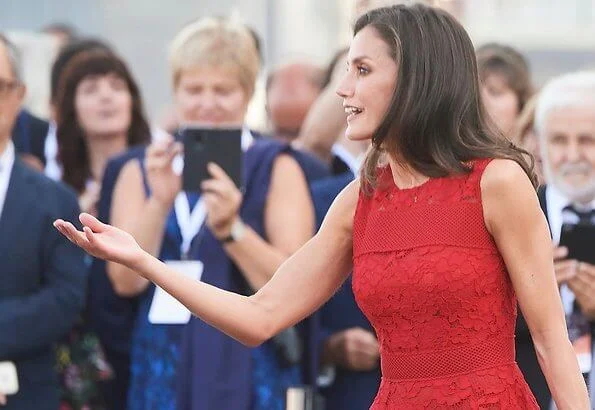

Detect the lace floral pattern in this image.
[352,160,539,409]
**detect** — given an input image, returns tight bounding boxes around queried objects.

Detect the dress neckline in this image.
[380,165,433,192]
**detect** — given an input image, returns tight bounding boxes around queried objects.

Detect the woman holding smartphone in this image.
[102,17,316,410]
[56,4,590,409]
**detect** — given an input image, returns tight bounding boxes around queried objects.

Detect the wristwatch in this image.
[220,219,246,243]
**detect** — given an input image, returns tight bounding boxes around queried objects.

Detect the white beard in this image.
[544,160,595,204]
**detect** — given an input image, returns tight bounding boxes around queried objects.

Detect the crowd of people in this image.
[1,1,595,410]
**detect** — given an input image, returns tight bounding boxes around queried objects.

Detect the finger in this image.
[170,141,183,157]
[556,268,578,284]
[80,213,108,233]
[146,140,178,166]
[0,393,6,405]
[353,352,377,370]
[83,226,98,246]
[357,341,380,358]
[578,262,595,277]
[207,162,236,186]
[146,139,172,158]
[555,260,579,283]
[55,220,89,248]
[201,179,233,196]
[570,271,592,289]
[203,193,220,211]
[553,246,568,261]
[147,154,174,171]
[555,259,578,273]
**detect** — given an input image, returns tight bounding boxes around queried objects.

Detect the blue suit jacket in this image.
[311,172,382,410]
[0,158,86,410]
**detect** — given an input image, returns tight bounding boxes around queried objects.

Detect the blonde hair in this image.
[511,92,538,146]
[169,16,260,97]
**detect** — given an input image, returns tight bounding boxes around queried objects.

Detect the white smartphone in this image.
[0,362,19,395]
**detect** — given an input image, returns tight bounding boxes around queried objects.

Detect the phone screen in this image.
[559,223,595,265]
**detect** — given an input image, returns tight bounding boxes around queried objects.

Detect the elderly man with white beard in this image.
[515,71,595,409]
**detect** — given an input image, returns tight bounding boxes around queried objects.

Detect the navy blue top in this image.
[127,187,201,410]
[311,172,382,410]
[89,145,146,355]
[177,139,324,410]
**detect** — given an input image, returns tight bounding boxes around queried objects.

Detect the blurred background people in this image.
[301,46,379,410]
[0,33,86,410]
[512,93,545,183]
[3,0,595,408]
[55,49,151,214]
[266,60,325,142]
[52,48,152,410]
[516,70,595,408]
[105,16,316,410]
[477,43,533,139]
[41,22,78,50]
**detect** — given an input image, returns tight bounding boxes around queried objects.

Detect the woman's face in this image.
[75,73,133,138]
[174,66,250,127]
[480,73,520,137]
[336,26,398,141]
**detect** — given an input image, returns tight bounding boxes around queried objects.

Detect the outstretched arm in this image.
[482,159,590,410]
[55,179,360,347]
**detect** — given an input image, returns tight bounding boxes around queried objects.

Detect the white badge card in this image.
[148,260,204,325]
[0,361,19,395]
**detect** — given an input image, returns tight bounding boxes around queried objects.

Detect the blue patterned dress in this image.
[127,191,201,410]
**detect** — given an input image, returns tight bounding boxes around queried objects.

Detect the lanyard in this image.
[174,192,207,258]
[172,128,253,258]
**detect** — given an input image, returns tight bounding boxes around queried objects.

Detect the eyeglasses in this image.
[0,78,22,97]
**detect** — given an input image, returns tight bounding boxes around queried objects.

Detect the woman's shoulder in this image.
[480,158,530,192]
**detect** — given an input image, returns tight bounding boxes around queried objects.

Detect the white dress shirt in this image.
[331,144,364,176]
[0,140,16,220]
[545,184,595,377]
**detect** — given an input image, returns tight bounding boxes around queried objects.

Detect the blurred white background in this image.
[2,0,595,121]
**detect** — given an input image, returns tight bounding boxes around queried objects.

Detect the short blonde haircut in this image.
[169,16,260,97]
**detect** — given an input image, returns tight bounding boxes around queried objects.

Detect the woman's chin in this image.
[345,128,372,142]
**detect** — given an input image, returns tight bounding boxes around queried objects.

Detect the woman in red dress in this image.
[54,4,589,409]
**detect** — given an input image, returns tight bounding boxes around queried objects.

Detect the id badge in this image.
[148,260,204,325]
[0,361,19,395]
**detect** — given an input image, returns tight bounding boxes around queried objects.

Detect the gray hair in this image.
[0,33,23,83]
[534,70,595,138]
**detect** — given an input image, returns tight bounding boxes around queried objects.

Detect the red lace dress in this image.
[352,159,539,409]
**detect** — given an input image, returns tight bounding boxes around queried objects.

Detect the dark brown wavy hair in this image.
[355,4,537,193]
[55,50,151,193]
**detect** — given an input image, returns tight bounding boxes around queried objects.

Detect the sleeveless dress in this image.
[352,159,539,409]
[129,137,323,410]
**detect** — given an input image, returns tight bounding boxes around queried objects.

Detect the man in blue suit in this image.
[0,34,86,409]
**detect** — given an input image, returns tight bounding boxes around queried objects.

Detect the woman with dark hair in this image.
[55,4,589,409]
[477,43,533,139]
[53,49,151,410]
[55,49,151,214]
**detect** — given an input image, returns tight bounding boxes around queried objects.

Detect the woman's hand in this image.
[145,136,183,208]
[201,162,243,239]
[54,213,145,269]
